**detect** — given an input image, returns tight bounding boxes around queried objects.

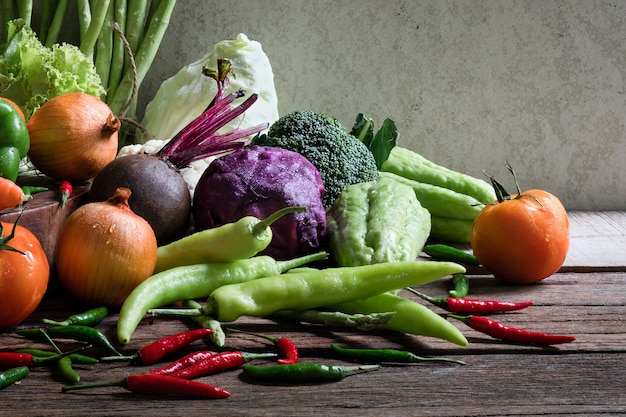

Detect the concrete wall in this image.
[143,1,626,210]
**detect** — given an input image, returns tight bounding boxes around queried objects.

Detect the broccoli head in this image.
[253,110,378,207]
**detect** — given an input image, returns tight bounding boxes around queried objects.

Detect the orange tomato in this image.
[0,97,25,122]
[0,220,50,328]
[471,189,570,284]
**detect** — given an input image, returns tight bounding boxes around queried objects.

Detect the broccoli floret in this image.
[253,110,378,207]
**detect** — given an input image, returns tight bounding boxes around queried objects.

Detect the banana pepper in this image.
[326,176,431,266]
[0,100,29,181]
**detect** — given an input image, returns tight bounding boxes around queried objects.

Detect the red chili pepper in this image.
[102,328,213,365]
[59,180,72,210]
[448,314,576,346]
[147,350,217,376]
[171,351,276,380]
[0,348,83,369]
[61,373,231,399]
[227,328,299,364]
[406,287,534,315]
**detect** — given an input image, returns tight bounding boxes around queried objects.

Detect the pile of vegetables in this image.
[0,24,575,399]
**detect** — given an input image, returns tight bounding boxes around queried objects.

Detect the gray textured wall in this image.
[142,1,625,210]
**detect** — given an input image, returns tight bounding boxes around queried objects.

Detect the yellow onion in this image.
[55,187,157,307]
[27,92,120,181]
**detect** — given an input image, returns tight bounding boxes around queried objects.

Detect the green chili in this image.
[423,244,480,266]
[242,363,380,383]
[21,186,48,198]
[0,366,29,390]
[15,326,122,356]
[56,356,80,384]
[150,261,466,323]
[330,344,465,365]
[449,273,470,298]
[14,349,98,365]
[272,309,396,330]
[154,206,307,273]
[331,292,468,346]
[42,307,109,327]
[117,252,328,344]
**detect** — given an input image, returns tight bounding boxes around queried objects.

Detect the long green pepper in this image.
[331,292,468,346]
[117,252,328,344]
[150,261,465,322]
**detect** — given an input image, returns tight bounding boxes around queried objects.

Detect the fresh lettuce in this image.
[0,19,105,119]
[141,33,279,141]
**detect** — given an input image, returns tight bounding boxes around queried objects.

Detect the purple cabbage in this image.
[192,145,327,260]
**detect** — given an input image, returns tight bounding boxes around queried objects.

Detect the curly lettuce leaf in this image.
[0,19,105,119]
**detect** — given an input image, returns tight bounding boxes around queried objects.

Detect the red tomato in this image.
[0,220,50,328]
[471,189,570,284]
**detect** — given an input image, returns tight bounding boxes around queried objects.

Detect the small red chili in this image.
[0,348,83,369]
[227,328,299,364]
[171,351,276,380]
[406,287,534,315]
[102,328,213,365]
[448,314,576,346]
[61,373,231,399]
[147,350,217,376]
[59,180,72,210]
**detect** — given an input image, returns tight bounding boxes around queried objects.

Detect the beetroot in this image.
[192,145,327,260]
[89,59,268,244]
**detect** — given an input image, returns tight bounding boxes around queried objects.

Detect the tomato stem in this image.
[483,162,543,208]
[0,212,25,255]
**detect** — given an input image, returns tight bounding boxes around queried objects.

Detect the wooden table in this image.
[1,211,624,416]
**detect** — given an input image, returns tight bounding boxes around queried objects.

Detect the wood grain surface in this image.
[0,212,625,416]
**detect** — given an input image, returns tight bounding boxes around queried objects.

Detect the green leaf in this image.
[370,118,399,169]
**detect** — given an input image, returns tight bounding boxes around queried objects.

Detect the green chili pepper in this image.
[272,309,396,330]
[330,344,465,365]
[0,366,29,390]
[242,363,380,383]
[331,292,468,346]
[14,349,98,365]
[423,244,480,266]
[21,186,48,199]
[42,306,109,327]
[56,356,80,384]
[0,100,29,182]
[449,273,470,298]
[117,252,328,344]
[326,176,431,267]
[380,146,496,204]
[150,261,465,323]
[15,326,122,356]
[154,206,306,273]
[181,299,226,347]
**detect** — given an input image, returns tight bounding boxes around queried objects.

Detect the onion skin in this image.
[55,187,157,307]
[89,154,191,245]
[27,92,120,181]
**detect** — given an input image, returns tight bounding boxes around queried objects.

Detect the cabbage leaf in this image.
[141,33,279,141]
